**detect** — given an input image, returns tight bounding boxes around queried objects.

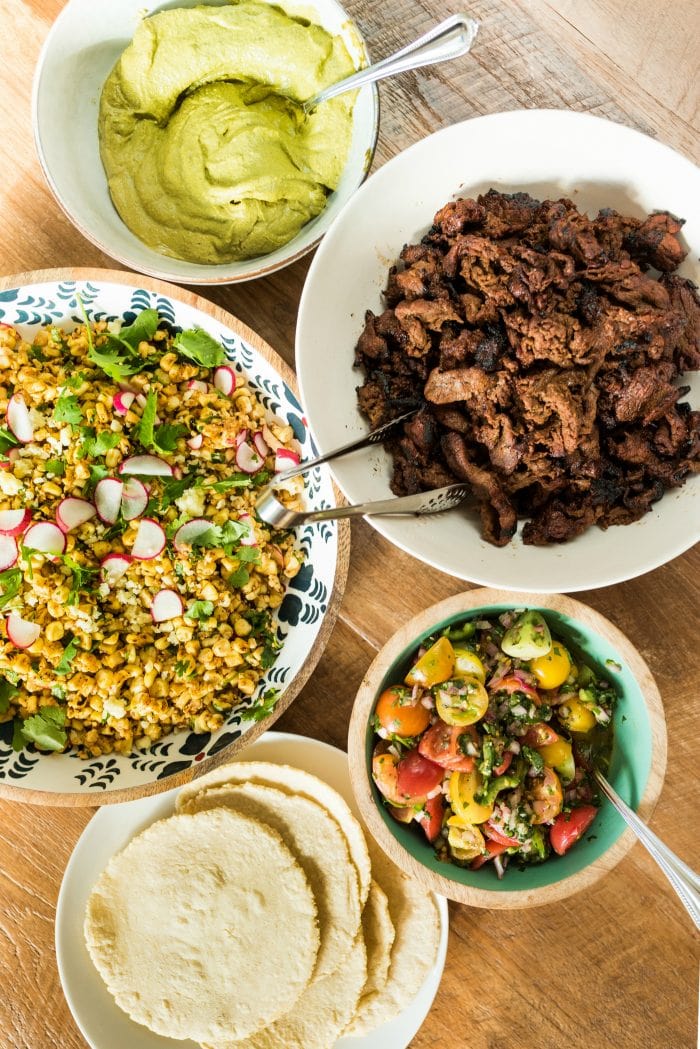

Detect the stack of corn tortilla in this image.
[84,761,441,1048]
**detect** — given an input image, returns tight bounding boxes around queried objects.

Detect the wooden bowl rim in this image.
[348,587,667,909]
[0,267,350,807]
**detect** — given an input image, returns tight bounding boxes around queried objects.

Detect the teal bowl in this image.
[348,589,666,908]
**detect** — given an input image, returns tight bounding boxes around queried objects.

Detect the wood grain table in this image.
[0,1,698,1047]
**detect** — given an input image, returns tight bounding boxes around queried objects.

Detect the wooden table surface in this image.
[0,1,698,1047]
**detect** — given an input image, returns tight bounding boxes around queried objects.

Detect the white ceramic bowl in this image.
[32,0,379,285]
[0,269,348,803]
[296,109,700,592]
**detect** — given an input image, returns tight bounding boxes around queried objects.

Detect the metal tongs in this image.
[255,410,470,527]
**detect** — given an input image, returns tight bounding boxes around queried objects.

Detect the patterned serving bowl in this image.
[0,269,348,804]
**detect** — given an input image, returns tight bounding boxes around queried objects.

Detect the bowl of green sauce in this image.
[33,0,379,284]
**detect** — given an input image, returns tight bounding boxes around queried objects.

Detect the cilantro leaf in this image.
[185,600,215,621]
[63,556,98,605]
[135,389,157,449]
[45,459,66,477]
[174,659,195,678]
[227,566,250,588]
[242,688,279,723]
[206,474,253,493]
[0,676,20,714]
[523,745,545,775]
[29,344,47,362]
[119,309,159,349]
[85,463,109,495]
[77,427,121,460]
[77,296,144,383]
[173,327,225,368]
[53,390,83,426]
[153,422,188,454]
[160,472,199,510]
[0,427,19,458]
[237,546,260,564]
[0,567,22,609]
[55,635,79,676]
[135,391,187,455]
[19,705,67,752]
[64,371,87,390]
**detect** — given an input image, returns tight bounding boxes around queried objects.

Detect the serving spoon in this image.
[256,482,470,528]
[303,13,480,113]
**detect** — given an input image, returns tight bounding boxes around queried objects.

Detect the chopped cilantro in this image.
[0,567,22,608]
[260,640,279,670]
[185,600,215,621]
[242,688,279,723]
[119,308,159,349]
[227,566,250,588]
[173,327,225,368]
[206,474,252,493]
[0,427,19,458]
[29,344,47,362]
[190,519,251,554]
[78,296,143,382]
[45,459,66,477]
[51,684,67,701]
[84,463,109,495]
[160,472,199,510]
[55,635,79,676]
[64,371,87,390]
[63,556,98,605]
[174,659,195,678]
[0,676,20,714]
[236,546,260,564]
[523,746,545,775]
[53,390,83,426]
[135,389,187,455]
[19,705,67,752]
[77,427,121,460]
[173,561,186,580]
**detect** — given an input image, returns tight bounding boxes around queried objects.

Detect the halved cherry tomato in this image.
[396,749,444,800]
[418,722,478,772]
[388,804,415,825]
[405,636,455,688]
[449,768,494,824]
[372,745,406,806]
[452,647,486,682]
[557,696,596,734]
[530,642,572,690]
[484,819,521,848]
[537,737,575,785]
[493,751,513,777]
[435,675,489,726]
[521,722,560,748]
[549,804,598,855]
[470,838,509,869]
[491,675,541,703]
[421,793,445,843]
[446,817,484,861]
[375,685,430,737]
[530,767,564,824]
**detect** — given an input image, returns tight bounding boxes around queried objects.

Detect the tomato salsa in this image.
[370,609,617,877]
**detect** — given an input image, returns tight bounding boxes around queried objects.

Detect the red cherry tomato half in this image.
[396,749,444,800]
[550,804,598,855]
[470,839,509,869]
[422,793,445,844]
[484,819,521,848]
[491,675,541,703]
[521,722,560,748]
[493,751,513,777]
[418,722,477,772]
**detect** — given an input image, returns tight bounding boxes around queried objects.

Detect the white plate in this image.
[296,109,700,592]
[56,731,449,1049]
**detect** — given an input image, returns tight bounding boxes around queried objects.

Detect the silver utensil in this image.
[594,769,700,930]
[272,409,417,486]
[303,13,480,113]
[256,483,470,529]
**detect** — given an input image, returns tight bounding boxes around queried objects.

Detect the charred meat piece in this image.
[625,211,687,272]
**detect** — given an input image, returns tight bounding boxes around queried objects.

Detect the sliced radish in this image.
[173,518,213,551]
[7,395,33,444]
[187,433,203,451]
[56,498,97,533]
[214,366,236,396]
[6,612,40,649]
[0,509,31,537]
[0,534,18,570]
[131,518,166,559]
[187,379,208,393]
[236,441,265,474]
[235,428,248,448]
[238,513,257,547]
[173,465,183,480]
[113,391,135,416]
[253,431,269,458]
[119,455,173,477]
[100,553,132,585]
[23,521,66,557]
[151,588,184,623]
[261,424,283,452]
[94,479,123,525]
[121,478,148,521]
[275,448,301,473]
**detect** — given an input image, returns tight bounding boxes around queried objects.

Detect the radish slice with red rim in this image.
[113,391,135,416]
[151,588,184,623]
[275,448,301,473]
[121,478,148,521]
[7,394,33,443]
[100,553,132,585]
[131,518,166,559]
[261,424,283,452]
[236,441,265,474]
[119,455,173,477]
[94,479,124,525]
[214,366,236,396]
[187,379,208,393]
[187,433,203,450]
[235,428,248,448]
[56,497,97,532]
[173,518,212,550]
[0,534,18,570]
[6,612,40,649]
[0,509,31,537]
[23,521,66,557]
[238,513,257,547]
[253,431,269,458]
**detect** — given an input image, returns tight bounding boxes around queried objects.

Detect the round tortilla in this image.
[182,781,361,978]
[343,879,395,1035]
[177,761,372,906]
[84,808,319,1043]
[206,931,368,1049]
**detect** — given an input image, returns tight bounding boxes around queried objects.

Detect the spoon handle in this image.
[305,13,480,110]
[594,771,700,930]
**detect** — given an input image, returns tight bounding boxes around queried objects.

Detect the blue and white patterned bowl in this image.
[0,270,348,803]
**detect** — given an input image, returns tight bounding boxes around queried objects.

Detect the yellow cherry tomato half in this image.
[449,769,494,824]
[536,738,575,785]
[530,767,563,824]
[446,817,485,861]
[436,675,489,727]
[529,642,572,690]
[375,686,431,737]
[452,647,486,683]
[372,748,406,807]
[557,696,596,734]
[405,636,455,688]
